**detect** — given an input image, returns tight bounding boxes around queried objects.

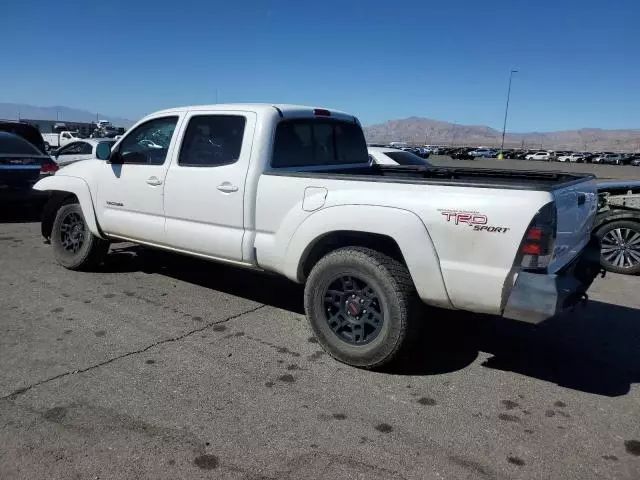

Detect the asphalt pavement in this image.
[1,201,640,479]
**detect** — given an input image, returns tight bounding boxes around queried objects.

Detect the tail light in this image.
[40,159,59,175]
[520,203,556,270]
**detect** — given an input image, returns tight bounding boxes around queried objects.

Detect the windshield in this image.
[384,151,431,166]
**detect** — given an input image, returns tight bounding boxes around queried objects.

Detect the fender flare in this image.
[33,175,106,240]
[284,205,452,309]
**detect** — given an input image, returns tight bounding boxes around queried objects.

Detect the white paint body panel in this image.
[32,173,106,239]
[33,103,597,318]
[255,174,554,314]
[163,110,257,261]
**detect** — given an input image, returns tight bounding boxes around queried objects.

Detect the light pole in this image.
[500,70,518,153]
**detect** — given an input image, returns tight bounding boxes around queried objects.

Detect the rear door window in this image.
[272,120,367,168]
[178,115,246,167]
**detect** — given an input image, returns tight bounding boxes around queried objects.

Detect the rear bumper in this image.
[502,239,601,323]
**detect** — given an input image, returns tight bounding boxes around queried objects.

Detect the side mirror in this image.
[96,142,112,161]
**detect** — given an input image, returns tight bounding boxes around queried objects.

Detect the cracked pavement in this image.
[1,215,640,479]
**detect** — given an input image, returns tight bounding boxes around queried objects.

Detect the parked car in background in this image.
[557,152,584,163]
[422,145,441,155]
[51,138,117,167]
[591,152,614,164]
[582,152,598,163]
[368,147,431,166]
[468,148,495,158]
[599,154,624,165]
[525,151,555,161]
[512,150,530,160]
[0,132,58,202]
[595,181,640,274]
[450,147,475,160]
[629,155,640,166]
[0,121,48,154]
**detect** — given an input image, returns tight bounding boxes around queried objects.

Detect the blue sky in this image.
[2,0,639,131]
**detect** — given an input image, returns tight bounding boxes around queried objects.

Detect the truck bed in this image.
[267,164,595,191]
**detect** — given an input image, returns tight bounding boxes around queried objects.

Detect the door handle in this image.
[217,182,239,193]
[146,176,162,186]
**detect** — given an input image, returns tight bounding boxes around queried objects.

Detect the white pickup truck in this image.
[34,104,601,368]
[42,131,83,150]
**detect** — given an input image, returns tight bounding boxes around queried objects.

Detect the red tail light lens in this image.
[520,203,556,270]
[313,108,331,117]
[526,227,543,241]
[40,161,59,175]
[522,243,542,255]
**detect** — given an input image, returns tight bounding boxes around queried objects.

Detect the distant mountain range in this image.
[0,103,134,127]
[2,103,638,152]
[364,117,640,152]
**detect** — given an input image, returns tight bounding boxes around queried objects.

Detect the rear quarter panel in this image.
[255,174,552,315]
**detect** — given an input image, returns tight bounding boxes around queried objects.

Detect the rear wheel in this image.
[596,220,640,275]
[304,247,420,369]
[51,203,110,270]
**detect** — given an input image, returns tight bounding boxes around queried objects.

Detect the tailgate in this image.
[548,178,598,272]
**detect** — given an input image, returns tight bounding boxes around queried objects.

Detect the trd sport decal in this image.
[440,210,510,234]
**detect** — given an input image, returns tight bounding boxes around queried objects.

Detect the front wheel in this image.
[51,203,110,270]
[304,247,420,369]
[596,220,640,275]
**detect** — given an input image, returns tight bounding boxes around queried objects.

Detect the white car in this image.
[52,138,117,167]
[557,153,584,163]
[368,147,431,166]
[525,151,554,161]
[34,103,600,369]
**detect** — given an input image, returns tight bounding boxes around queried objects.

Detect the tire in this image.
[51,203,110,270]
[596,220,640,275]
[304,247,420,369]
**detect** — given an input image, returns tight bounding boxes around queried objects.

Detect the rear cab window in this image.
[271,119,368,168]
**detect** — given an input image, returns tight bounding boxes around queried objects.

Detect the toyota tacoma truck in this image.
[34,104,601,368]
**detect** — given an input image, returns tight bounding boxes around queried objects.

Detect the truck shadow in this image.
[106,246,640,397]
[105,245,306,314]
[391,302,640,397]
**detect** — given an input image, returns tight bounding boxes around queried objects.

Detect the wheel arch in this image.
[284,205,452,309]
[34,175,106,240]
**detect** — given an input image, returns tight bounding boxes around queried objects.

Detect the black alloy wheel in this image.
[59,210,86,254]
[51,203,110,270]
[323,275,385,345]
